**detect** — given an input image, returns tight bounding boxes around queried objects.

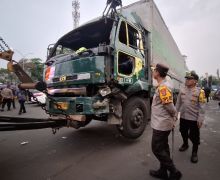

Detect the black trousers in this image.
[205,95,209,102]
[19,100,26,113]
[179,118,200,152]
[1,98,11,110]
[151,129,176,172]
[12,98,16,108]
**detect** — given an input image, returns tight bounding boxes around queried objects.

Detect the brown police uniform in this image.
[176,71,206,163]
[151,79,177,173]
[150,64,182,180]
[176,87,205,145]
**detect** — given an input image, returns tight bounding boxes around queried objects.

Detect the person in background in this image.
[11,87,17,109]
[150,63,182,180]
[17,87,27,115]
[1,84,13,111]
[176,71,206,163]
[204,86,211,103]
[0,88,3,105]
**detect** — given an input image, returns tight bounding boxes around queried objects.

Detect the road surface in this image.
[0,101,220,180]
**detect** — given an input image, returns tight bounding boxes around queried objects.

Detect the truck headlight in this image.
[99,87,111,97]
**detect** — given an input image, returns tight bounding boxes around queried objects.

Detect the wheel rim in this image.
[130,108,144,129]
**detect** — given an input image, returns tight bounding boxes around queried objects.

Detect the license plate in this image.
[54,102,69,110]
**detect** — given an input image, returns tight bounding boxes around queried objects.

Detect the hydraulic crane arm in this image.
[0,37,33,83]
[103,0,122,17]
[0,49,14,61]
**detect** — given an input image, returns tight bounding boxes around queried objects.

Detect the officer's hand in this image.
[173,113,178,122]
[197,121,203,128]
[172,116,178,128]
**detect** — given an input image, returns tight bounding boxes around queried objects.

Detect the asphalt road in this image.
[0,101,220,180]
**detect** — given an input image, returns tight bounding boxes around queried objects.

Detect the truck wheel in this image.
[118,97,148,139]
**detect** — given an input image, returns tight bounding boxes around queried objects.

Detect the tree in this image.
[18,58,44,81]
[0,68,18,84]
[29,58,44,81]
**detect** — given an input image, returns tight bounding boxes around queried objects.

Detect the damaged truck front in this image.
[0,0,187,135]
[46,13,151,139]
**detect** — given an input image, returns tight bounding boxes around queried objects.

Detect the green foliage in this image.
[29,58,44,81]
[0,57,44,84]
[0,68,18,84]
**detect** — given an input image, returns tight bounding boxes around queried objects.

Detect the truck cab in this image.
[45,12,151,139]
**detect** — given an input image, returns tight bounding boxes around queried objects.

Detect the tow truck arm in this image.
[0,37,68,131]
[0,37,34,83]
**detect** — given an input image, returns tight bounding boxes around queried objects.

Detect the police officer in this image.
[150,64,182,180]
[176,71,205,163]
[1,84,13,111]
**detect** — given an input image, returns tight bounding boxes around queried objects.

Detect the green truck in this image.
[44,0,188,138]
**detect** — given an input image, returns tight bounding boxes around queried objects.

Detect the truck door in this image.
[114,19,145,85]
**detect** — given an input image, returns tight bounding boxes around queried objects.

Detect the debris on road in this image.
[20,141,29,145]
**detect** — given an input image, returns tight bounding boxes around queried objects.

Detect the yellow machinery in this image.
[0,37,33,83]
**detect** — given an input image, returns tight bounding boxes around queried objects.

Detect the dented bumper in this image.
[47,96,109,115]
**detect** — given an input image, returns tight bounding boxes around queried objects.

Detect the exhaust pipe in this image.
[18,81,47,92]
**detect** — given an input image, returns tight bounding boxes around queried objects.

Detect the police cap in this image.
[155,63,169,77]
[185,71,199,81]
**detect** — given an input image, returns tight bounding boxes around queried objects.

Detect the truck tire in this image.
[118,96,148,139]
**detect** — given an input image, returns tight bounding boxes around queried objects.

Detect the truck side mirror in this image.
[47,44,55,59]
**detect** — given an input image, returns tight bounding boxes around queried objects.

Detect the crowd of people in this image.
[0,84,27,115]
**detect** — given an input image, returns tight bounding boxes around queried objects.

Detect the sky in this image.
[0,0,220,76]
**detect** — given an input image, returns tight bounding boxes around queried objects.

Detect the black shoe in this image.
[23,111,26,113]
[169,170,182,180]
[18,112,22,115]
[191,152,198,163]
[179,144,189,152]
[149,169,168,179]
[0,109,4,112]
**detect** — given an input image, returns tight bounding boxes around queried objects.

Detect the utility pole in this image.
[217,69,219,79]
[217,69,220,86]
[72,0,80,29]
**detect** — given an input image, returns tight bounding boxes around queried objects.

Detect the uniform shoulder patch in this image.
[158,85,173,104]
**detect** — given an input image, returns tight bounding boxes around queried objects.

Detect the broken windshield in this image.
[52,18,114,57]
